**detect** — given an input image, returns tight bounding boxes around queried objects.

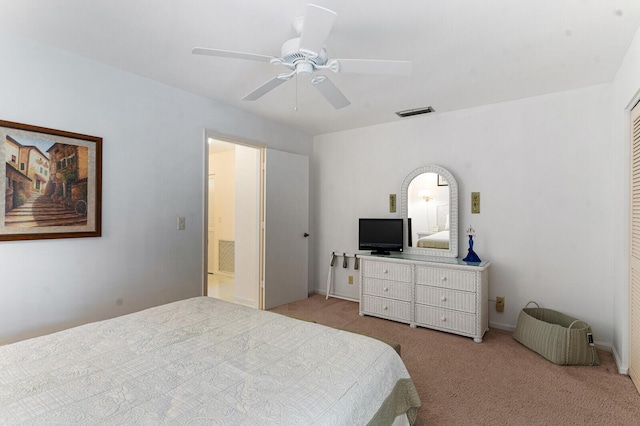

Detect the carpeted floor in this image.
[269,294,640,426]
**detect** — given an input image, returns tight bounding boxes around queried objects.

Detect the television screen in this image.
[359,218,404,255]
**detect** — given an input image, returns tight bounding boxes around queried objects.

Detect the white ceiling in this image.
[1,0,639,136]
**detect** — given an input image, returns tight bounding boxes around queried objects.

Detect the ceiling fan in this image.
[192,3,412,109]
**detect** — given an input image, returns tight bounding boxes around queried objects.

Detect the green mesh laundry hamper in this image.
[513,301,599,366]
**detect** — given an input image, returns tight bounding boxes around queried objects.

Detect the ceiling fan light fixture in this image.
[396,106,435,118]
[296,62,314,76]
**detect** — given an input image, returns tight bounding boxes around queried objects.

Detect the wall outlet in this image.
[496,296,505,312]
[177,216,186,230]
[348,275,354,285]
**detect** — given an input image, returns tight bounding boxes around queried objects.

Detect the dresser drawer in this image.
[415,285,476,313]
[361,295,412,322]
[415,266,476,291]
[415,305,475,335]
[362,278,412,301]
[361,260,412,282]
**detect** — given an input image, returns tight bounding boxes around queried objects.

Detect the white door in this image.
[263,149,309,309]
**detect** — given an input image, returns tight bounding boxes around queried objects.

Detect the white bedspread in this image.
[417,230,449,249]
[0,297,418,425]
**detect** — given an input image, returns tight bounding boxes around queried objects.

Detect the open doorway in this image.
[206,137,262,308]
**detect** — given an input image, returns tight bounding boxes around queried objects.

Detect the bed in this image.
[0,297,420,425]
[416,230,449,249]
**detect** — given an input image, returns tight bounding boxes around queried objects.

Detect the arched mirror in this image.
[401,165,458,258]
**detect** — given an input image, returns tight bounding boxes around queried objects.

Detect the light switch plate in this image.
[471,192,480,214]
[389,194,397,213]
[177,216,186,230]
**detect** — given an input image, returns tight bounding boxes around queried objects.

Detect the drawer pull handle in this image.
[441,316,447,322]
[383,269,388,274]
[384,287,389,292]
[383,306,389,310]
[441,296,447,302]
[441,276,447,281]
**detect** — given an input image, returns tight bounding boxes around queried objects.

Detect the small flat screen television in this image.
[359,218,404,255]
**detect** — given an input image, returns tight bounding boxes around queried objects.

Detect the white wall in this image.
[612,25,640,372]
[0,31,312,344]
[312,84,615,346]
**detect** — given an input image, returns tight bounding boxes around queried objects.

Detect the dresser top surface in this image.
[360,253,490,269]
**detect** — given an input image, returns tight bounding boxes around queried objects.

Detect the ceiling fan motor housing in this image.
[281,38,327,68]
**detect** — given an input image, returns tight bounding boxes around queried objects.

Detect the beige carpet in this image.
[269,294,640,426]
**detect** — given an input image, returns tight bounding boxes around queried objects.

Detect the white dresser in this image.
[359,254,490,343]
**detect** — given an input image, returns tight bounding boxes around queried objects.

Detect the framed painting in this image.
[1,120,102,241]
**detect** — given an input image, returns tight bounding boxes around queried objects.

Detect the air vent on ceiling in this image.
[395,106,435,118]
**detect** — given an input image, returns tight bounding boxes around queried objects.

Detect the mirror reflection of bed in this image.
[407,172,450,250]
[416,228,449,249]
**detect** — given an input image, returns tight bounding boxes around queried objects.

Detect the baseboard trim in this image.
[489,321,516,332]
[612,344,629,375]
[233,295,255,308]
[314,294,622,362]
[326,294,359,303]
[313,290,359,303]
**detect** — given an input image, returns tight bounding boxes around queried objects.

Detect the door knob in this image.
[303,232,310,237]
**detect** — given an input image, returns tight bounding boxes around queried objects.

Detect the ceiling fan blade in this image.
[192,47,275,63]
[311,75,350,109]
[334,59,413,76]
[242,77,287,101]
[298,4,337,56]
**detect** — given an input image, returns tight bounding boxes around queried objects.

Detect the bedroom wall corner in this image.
[0,31,312,344]
[311,84,615,345]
